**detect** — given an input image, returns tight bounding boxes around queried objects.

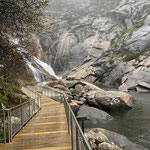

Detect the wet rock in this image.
[79,97,87,103]
[71,100,84,105]
[126,26,150,52]
[77,105,113,124]
[86,89,133,111]
[136,86,150,92]
[119,66,150,92]
[70,101,80,115]
[95,94,131,111]
[66,81,133,111]
[86,90,102,109]
[85,128,148,150]
[98,142,123,150]
[75,84,85,93]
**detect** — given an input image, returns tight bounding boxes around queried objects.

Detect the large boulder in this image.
[65,81,134,111]
[98,142,123,150]
[77,105,113,124]
[119,60,150,92]
[125,26,150,52]
[95,93,131,111]
[85,128,148,150]
[86,89,133,111]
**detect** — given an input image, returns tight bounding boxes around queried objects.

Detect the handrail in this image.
[35,85,92,150]
[0,87,41,143]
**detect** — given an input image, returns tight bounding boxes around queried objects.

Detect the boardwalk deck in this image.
[0,95,72,150]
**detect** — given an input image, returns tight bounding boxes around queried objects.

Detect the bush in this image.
[0,77,27,109]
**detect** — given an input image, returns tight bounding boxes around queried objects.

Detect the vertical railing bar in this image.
[3,110,6,143]
[76,125,79,150]
[34,98,36,114]
[82,120,84,133]
[8,110,11,143]
[29,102,30,119]
[21,105,23,126]
[9,110,12,142]
[70,113,74,150]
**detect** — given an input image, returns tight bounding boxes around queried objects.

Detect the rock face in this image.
[85,128,148,150]
[55,0,150,92]
[37,0,150,90]
[77,105,113,124]
[119,56,150,92]
[40,0,120,76]
[66,81,133,111]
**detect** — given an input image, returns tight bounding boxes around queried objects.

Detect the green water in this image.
[85,90,150,149]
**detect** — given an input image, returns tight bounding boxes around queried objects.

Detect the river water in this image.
[85,87,150,149]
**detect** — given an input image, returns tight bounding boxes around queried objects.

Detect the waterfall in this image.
[27,62,47,82]
[33,57,59,79]
[27,57,60,82]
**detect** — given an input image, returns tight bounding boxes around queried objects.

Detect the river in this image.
[85,87,150,149]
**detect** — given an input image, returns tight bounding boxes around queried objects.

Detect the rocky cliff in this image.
[41,0,150,92]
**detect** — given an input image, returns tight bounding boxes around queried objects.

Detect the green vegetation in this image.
[108,49,150,65]
[123,52,143,62]
[123,49,150,62]
[111,24,142,51]
[107,54,120,64]
[0,77,29,109]
[0,0,51,108]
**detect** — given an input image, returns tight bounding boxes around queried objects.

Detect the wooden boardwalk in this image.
[0,95,72,150]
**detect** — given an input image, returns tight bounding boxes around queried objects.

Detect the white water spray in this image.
[33,57,59,79]
[28,57,60,82]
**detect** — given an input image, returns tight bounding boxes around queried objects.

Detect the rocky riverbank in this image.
[85,128,148,150]
[45,79,148,150]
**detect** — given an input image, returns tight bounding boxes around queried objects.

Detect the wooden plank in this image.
[0,95,72,150]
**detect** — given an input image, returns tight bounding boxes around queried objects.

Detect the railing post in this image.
[3,110,6,143]
[39,96,41,109]
[38,96,40,110]
[21,105,23,126]
[29,102,31,119]
[34,98,36,113]
[77,117,87,133]
[76,125,79,150]
[10,110,12,142]
[8,110,12,143]
[70,113,74,150]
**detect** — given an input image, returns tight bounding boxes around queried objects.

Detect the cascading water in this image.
[33,57,59,79]
[27,62,47,82]
[28,57,60,82]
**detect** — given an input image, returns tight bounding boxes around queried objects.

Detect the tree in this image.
[0,0,49,36]
[0,0,50,81]
[0,0,52,108]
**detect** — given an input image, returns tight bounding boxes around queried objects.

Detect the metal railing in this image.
[30,85,65,102]
[35,85,92,150]
[0,87,41,143]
